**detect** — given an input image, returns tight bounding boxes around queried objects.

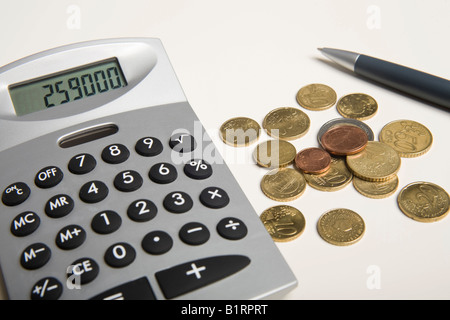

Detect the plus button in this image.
[185,263,206,279]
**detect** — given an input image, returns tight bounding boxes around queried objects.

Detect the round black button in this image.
[169,133,196,153]
[163,192,193,214]
[56,225,86,250]
[179,222,210,246]
[45,194,74,218]
[199,187,230,209]
[35,166,63,189]
[31,277,63,300]
[114,170,143,192]
[149,163,178,184]
[184,159,213,180]
[79,181,109,203]
[102,144,130,164]
[142,231,173,255]
[11,211,40,237]
[135,137,163,157]
[68,153,97,175]
[2,182,31,207]
[20,243,51,270]
[104,243,136,268]
[217,217,248,240]
[91,210,122,234]
[68,258,99,285]
[127,199,158,222]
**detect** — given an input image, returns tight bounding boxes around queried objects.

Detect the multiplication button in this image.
[200,187,230,209]
[2,182,30,207]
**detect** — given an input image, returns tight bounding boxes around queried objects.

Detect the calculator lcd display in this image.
[9,58,127,116]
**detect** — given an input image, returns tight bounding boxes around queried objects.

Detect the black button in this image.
[90,277,156,300]
[169,133,196,153]
[149,163,178,184]
[31,277,63,300]
[127,199,158,222]
[20,243,51,270]
[199,187,230,209]
[11,212,40,237]
[135,137,163,157]
[179,222,210,246]
[91,210,122,235]
[79,181,109,203]
[163,192,193,214]
[155,255,251,299]
[102,144,130,164]
[35,166,63,189]
[184,159,213,180]
[2,182,31,207]
[45,194,74,218]
[68,153,97,175]
[67,258,99,285]
[114,170,143,192]
[142,231,173,255]
[56,225,86,250]
[104,243,136,268]
[217,218,248,240]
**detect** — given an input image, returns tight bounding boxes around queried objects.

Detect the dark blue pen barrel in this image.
[355,55,450,109]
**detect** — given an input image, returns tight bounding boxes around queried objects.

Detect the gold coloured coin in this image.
[353,175,399,199]
[260,205,306,242]
[253,140,296,168]
[317,208,365,246]
[379,120,433,158]
[346,141,401,182]
[398,182,450,222]
[220,117,261,147]
[337,93,378,120]
[262,107,310,140]
[303,157,353,192]
[261,168,306,202]
[296,83,337,111]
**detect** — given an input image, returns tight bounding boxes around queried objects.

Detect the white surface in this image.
[1,0,449,300]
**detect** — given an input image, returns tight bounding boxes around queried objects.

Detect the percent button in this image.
[184,159,213,180]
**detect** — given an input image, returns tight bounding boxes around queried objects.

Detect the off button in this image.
[35,166,64,189]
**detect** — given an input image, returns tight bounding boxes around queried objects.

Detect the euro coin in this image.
[261,168,306,202]
[317,118,375,147]
[296,83,337,111]
[321,125,368,156]
[317,208,365,246]
[303,157,353,192]
[295,147,331,174]
[262,107,310,140]
[220,117,261,147]
[353,175,399,199]
[253,140,296,168]
[346,141,401,182]
[337,93,378,120]
[398,182,450,222]
[260,205,306,242]
[379,120,433,158]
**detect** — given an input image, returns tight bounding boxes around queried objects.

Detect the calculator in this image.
[0,38,297,300]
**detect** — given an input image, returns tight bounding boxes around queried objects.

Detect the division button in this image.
[45,194,74,218]
[149,163,178,184]
[56,225,86,250]
[217,218,248,240]
[68,153,97,175]
[2,182,31,207]
[102,144,130,164]
[179,222,210,246]
[155,255,251,299]
[135,137,163,157]
[91,210,122,234]
[90,277,156,300]
[169,133,197,153]
[142,231,173,255]
[35,166,64,189]
[114,170,143,192]
[20,243,51,270]
[31,277,63,300]
[163,192,193,214]
[79,180,109,203]
[104,243,136,268]
[127,199,158,222]
[184,159,213,180]
[67,257,99,285]
[199,187,230,209]
[11,211,40,237]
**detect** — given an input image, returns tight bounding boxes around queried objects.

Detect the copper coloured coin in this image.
[295,147,331,174]
[321,125,368,156]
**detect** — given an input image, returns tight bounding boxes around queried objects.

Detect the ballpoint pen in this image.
[318,48,450,110]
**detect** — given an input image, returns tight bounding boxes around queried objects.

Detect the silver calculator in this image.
[0,38,297,300]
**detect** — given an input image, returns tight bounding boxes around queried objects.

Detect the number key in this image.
[135,137,163,157]
[163,192,193,214]
[79,181,109,203]
[127,199,158,222]
[68,154,96,175]
[114,170,143,192]
[149,163,177,184]
[102,144,130,164]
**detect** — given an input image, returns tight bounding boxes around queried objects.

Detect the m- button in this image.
[35,166,64,189]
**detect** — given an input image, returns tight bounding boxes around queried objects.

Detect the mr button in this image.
[35,166,63,189]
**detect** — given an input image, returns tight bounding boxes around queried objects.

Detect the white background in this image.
[1,0,449,299]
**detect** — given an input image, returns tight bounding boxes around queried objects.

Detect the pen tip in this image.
[317,48,324,52]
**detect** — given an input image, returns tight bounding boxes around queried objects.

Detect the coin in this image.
[304,157,353,192]
[260,205,306,242]
[295,148,331,174]
[262,107,310,140]
[261,168,306,201]
[398,182,450,222]
[337,93,378,120]
[379,120,433,158]
[220,117,261,147]
[253,140,296,168]
[321,125,368,156]
[346,141,401,182]
[353,175,399,199]
[317,208,365,246]
[296,83,337,111]
[317,118,375,147]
